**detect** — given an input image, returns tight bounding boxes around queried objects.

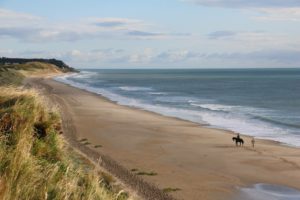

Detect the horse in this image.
[232,137,244,146]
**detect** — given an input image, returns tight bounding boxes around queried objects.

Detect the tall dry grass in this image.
[0,87,127,200]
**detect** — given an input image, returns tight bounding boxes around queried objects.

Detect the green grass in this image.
[163,187,181,193]
[136,171,158,176]
[0,67,24,86]
[0,87,127,200]
[130,168,157,176]
[83,141,91,146]
[79,138,88,142]
[0,62,66,87]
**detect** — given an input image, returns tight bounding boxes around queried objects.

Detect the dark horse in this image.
[232,137,244,146]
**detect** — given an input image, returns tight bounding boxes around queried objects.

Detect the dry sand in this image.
[27,77,300,200]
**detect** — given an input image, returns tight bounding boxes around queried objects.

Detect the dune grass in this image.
[0,87,128,200]
[136,171,158,176]
[1,62,62,77]
[0,62,64,87]
[163,188,181,193]
[130,168,157,176]
[0,67,25,86]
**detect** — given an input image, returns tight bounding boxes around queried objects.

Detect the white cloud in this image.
[155,50,199,63]
[0,8,41,23]
[185,0,300,8]
[200,49,300,67]
[3,48,300,68]
[129,48,153,63]
[184,1,300,22]
[253,8,300,21]
[0,48,13,56]
[0,9,187,42]
[206,30,290,49]
[207,31,236,39]
[90,18,143,29]
[1,8,299,68]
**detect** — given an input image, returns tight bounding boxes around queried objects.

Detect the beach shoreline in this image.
[27,76,300,200]
[53,73,290,149]
[54,70,300,148]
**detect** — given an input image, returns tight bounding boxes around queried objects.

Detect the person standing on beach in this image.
[251,137,255,148]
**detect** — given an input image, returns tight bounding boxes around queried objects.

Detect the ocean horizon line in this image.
[76,67,300,70]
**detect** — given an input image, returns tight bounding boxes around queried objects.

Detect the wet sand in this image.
[27,77,300,200]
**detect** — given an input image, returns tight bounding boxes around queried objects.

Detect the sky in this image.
[1,0,300,68]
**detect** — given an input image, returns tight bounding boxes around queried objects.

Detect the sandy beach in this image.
[27,77,300,200]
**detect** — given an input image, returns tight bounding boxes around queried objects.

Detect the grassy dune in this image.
[1,62,63,84]
[0,63,130,200]
[0,87,129,200]
[0,67,25,86]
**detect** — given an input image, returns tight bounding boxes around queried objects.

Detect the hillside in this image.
[0,57,77,73]
[0,62,131,200]
[0,61,75,86]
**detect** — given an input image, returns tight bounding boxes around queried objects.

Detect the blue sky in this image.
[1,0,300,68]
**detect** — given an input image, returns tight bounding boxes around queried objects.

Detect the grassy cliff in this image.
[0,62,69,86]
[0,57,77,73]
[0,62,71,85]
[0,62,129,200]
[0,68,24,86]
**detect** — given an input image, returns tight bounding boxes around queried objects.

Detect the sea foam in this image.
[118,86,153,91]
[236,184,300,200]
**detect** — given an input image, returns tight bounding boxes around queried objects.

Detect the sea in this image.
[54,68,300,147]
